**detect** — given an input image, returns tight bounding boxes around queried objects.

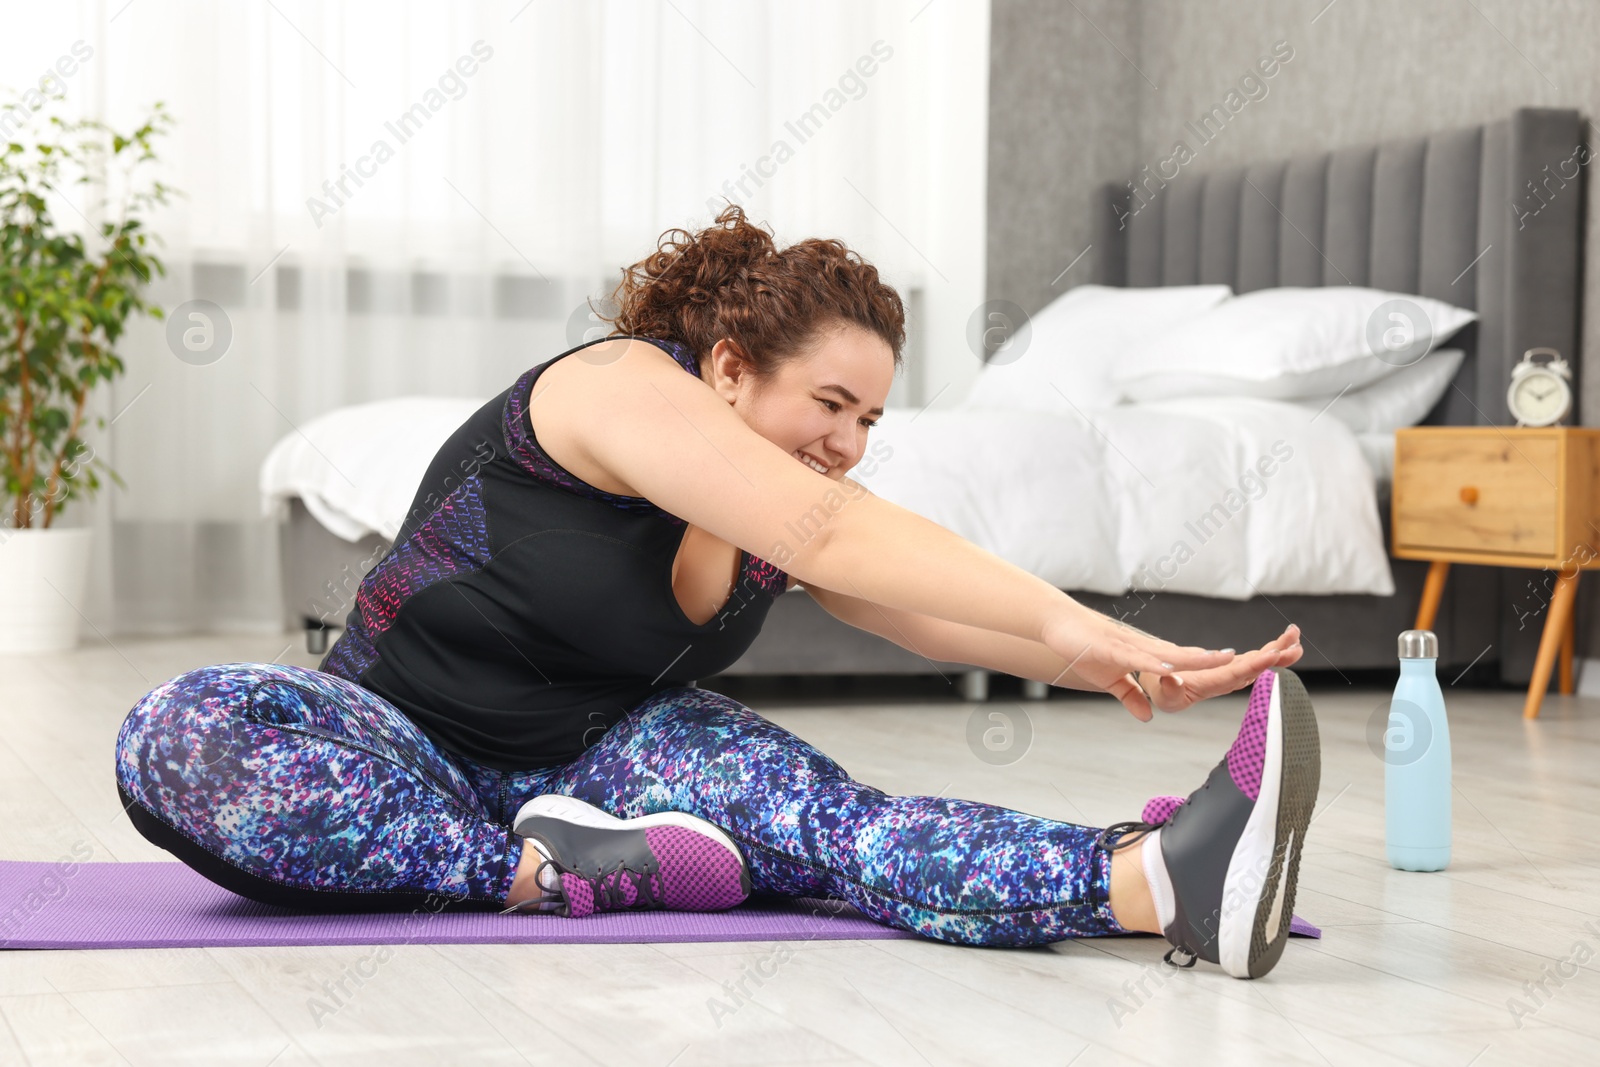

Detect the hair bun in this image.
[598,199,905,381]
[695,205,773,268]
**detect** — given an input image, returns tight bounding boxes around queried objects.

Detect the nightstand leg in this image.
[1560,606,1575,695]
[1525,570,1579,719]
[1415,560,1451,631]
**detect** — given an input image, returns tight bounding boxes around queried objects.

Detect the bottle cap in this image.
[1398,629,1438,659]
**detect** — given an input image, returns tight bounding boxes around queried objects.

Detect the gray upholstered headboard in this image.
[1092,107,1585,425]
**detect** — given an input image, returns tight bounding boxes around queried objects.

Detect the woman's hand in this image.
[1138,624,1303,716]
[1039,604,1241,721]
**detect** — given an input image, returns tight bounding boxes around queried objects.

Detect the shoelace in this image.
[497,857,578,916]
[1093,819,1160,852]
[498,855,663,915]
[1095,770,1220,967]
[578,859,663,912]
[497,869,565,914]
[1096,760,1222,852]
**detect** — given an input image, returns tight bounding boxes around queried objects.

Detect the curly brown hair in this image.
[595,202,906,383]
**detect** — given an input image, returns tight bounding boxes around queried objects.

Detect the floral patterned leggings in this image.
[112,662,1128,947]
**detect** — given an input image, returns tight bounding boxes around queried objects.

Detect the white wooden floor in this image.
[0,633,1596,1066]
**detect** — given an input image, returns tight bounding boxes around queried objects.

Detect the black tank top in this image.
[318,335,791,771]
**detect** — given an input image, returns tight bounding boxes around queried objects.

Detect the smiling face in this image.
[702,321,895,480]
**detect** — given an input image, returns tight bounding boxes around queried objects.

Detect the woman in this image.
[114,205,1317,980]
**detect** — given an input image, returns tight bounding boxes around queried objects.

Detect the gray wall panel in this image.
[1369,138,1427,294]
[1127,187,1164,286]
[1198,168,1243,286]
[1161,177,1203,284]
[1418,126,1484,306]
[1474,119,1511,426]
[1278,155,1328,288]
[1238,161,1285,292]
[1324,146,1375,286]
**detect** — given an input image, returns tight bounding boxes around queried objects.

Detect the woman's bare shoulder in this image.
[538,337,682,389]
[540,337,843,586]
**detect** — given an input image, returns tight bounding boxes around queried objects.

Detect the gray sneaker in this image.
[1098,667,1321,979]
[505,794,751,918]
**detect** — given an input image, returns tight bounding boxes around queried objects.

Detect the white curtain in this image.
[5,0,989,637]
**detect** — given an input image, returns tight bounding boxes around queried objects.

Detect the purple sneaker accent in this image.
[643,826,751,911]
[554,825,748,917]
[1141,795,1187,825]
[559,872,597,916]
[1226,671,1274,801]
[511,795,752,918]
[1123,672,1280,834]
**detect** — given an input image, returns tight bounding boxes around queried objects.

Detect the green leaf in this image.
[0,97,176,514]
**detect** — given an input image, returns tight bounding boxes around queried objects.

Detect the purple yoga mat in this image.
[0,860,1320,950]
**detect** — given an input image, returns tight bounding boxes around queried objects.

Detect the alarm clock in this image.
[1506,347,1572,427]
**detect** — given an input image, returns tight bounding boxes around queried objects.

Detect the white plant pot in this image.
[0,527,94,654]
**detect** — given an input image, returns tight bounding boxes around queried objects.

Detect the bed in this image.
[263,106,1586,692]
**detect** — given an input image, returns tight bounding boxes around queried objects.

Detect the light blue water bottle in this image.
[1386,629,1452,871]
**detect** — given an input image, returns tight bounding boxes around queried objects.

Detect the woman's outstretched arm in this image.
[543,339,1240,718]
[805,581,1303,720]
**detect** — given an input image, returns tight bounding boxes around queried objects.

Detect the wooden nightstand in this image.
[1392,426,1600,718]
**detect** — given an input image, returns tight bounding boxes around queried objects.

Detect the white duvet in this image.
[260,395,1394,598]
[848,397,1394,599]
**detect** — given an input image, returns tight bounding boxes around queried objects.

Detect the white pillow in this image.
[1291,348,1465,434]
[1111,286,1477,402]
[959,283,1232,412]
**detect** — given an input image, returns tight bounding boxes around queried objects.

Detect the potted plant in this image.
[0,95,174,652]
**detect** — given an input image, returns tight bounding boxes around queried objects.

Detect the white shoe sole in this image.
[1216,669,1319,979]
[512,793,744,865]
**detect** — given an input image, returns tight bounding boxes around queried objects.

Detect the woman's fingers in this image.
[1085,631,1199,678]
[1052,631,1179,687]
[1099,617,1235,671]
[1145,627,1292,684]
[1227,647,1281,681]
[1194,629,1298,689]
[1044,608,1235,684]
[1108,673,1154,722]
[1131,638,1236,673]
[1254,626,1301,669]
[1046,609,1305,716]
[1143,628,1305,713]
[1163,648,1277,704]
[1152,672,1191,713]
